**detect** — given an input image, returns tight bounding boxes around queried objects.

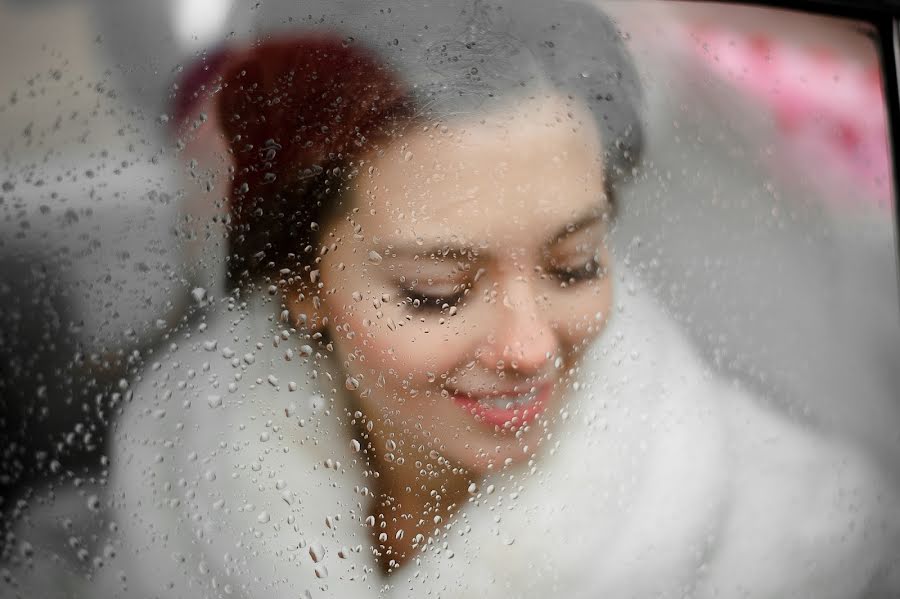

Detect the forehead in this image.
[351,95,607,248]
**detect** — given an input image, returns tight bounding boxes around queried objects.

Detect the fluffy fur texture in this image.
[9,275,898,598]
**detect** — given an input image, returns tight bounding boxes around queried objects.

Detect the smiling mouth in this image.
[451,384,552,430]
[472,388,541,409]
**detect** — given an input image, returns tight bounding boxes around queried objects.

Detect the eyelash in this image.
[399,258,604,313]
[549,256,606,283]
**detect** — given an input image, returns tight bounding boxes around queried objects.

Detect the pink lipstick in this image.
[452,383,551,430]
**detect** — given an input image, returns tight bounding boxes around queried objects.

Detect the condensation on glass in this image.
[1,1,898,597]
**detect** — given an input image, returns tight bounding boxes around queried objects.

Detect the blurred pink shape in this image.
[684,25,891,212]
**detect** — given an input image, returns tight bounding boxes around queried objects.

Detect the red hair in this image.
[216,35,414,281]
[170,47,233,135]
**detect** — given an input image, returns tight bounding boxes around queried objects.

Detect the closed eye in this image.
[401,285,468,312]
[548,256,606,284]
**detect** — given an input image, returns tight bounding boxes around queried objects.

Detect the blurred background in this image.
[0,0,898,561]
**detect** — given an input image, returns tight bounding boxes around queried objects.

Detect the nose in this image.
[479,277,558,375]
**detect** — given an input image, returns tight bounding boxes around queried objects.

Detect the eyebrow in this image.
[385,245,476,262]
[384,211,605,261]
[548,213,605,246]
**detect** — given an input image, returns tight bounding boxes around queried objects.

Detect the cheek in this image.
[548,279,614,350]
[327,288,478,386]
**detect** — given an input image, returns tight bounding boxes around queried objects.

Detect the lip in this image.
[452,383,552,431]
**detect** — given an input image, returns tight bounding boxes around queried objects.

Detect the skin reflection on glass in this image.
[288,95,613,565]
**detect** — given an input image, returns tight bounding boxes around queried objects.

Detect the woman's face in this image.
[307,94,614,474]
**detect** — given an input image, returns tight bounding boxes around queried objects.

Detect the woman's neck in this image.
[355,420,475,575]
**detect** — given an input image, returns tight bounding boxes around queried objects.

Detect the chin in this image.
[443,429,541,475]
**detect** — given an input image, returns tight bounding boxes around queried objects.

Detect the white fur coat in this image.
[8,279,899,598]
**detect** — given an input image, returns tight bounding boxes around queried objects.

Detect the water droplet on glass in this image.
[367,251,383,265]
[309,542,325,563]
[207,395,223,408]
[345,376,360,391]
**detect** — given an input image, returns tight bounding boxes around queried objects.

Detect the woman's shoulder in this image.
[704,385,900,597]
[113,297,326,456]
[611,280,899,596]
[100,299,376,599]
[559,283,899,596]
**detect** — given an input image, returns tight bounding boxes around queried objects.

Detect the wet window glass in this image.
[2,1,899,597]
